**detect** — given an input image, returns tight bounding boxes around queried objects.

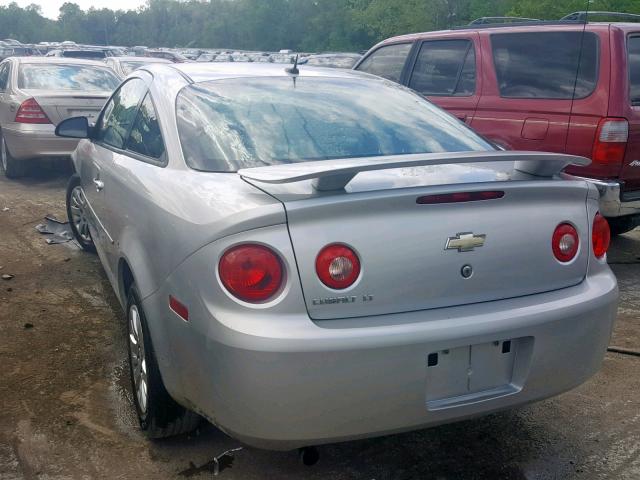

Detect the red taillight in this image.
[552,223,579,263]
[315,244,361,290]
[15,98,51,124]
[592,213,610,259]
[218,244,283,303]
[592,118,628,164]
[417,191,504,204]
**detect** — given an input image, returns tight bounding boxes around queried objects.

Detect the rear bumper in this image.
[145,268,618,450]
[2,122,79,160]
[564,174,640,217]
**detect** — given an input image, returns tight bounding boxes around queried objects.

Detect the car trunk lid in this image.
[21,90,110,125]
[241,152,592,320]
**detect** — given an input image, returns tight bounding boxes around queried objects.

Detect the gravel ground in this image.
[0,169,639,480]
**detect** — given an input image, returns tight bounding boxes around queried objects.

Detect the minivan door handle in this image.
[93,178,104,191]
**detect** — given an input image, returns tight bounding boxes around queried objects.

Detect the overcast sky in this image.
[0,0,147,19]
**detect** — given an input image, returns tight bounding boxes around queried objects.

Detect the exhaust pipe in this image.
[298,446,320,466]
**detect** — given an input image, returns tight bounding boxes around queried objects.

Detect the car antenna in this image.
[285,54,299,75]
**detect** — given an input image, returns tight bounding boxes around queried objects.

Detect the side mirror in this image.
[55,116,91,139]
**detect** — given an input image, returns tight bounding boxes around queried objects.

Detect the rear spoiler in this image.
[238,151,590,191]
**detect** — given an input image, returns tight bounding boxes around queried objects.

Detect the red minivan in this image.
[355,17,640,234]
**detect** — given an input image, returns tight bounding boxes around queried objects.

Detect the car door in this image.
[85,76,148,283]
[405,34,481,125]
[101,86,169,289]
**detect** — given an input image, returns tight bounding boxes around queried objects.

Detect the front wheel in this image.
[127,284,200,438]
[65,175,96,253]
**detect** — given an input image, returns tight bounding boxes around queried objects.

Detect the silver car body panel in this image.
[70,63,619,449]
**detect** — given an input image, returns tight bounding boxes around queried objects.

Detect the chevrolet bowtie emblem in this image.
[445,232,486,252]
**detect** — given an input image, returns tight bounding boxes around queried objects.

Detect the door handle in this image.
[93,178,104,191]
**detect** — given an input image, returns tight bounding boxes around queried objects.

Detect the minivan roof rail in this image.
[468,16,540,25]
[560,11,640,22]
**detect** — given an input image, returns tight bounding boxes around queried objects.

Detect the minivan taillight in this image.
[552,223,579,263]
[592,213,610,259]
[592,118,628,164]
[15,98,51,124]
[218,244,283,302]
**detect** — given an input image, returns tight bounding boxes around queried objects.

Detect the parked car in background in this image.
[145,50,189,63]
[56,62,617,450]
[355,13,640,234]
[196,53,216,62]
[300,52,362,69]
[0,57,119,178]
[45,49,110,60]
[0,46,40,60]
[106,56,172,78]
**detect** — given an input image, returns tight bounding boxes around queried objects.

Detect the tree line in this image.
[1,0,639,52]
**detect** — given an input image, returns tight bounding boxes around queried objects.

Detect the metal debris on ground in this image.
[2,274,14,280]
[35,215,74,244]
[178,447,244,477]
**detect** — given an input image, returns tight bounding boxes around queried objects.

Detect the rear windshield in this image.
[18,64,119,91]
[176,76,493,172]
[629,36,640,106]
[491,32,599,99]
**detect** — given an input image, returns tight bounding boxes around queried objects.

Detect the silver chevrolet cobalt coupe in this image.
[57,63,618,450]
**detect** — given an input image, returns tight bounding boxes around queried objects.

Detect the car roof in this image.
[9,56,110,67]
[158,62,371,83]
[376,22,620,47]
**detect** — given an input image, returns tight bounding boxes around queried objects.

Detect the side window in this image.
[126,93,165,159]
[356,43,412,83]
[491,32,599,99]
[0,63,10,91]
[408,40,476,96]
[96,78,147,149]
[629,36,640,106]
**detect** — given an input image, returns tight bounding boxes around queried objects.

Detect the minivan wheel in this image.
[608,216,638,236]
[0,133,26,179]
[126,285,200,438]
[65,175,96,253]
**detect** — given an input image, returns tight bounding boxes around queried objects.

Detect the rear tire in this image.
[66,175,96,253]
[126,284,200,438]
[609,216,638,236]
[0,132,26,179]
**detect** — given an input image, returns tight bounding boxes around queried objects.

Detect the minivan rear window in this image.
[491,32,599,99]
[629,36,640,106]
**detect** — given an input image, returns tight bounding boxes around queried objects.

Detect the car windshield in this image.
[176,76,492,171]
[18,64,119,91]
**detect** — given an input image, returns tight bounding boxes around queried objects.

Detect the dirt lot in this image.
[1,169,639,480]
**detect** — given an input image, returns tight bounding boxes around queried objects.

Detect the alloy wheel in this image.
[129,304,148,415]
[69,186,92,243]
